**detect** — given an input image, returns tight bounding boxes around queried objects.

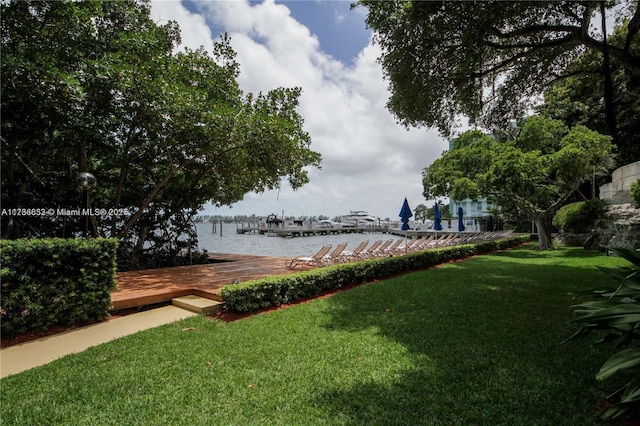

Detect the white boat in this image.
[339,211,382,226]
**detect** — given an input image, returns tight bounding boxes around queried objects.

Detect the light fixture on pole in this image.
[76,172,97,238]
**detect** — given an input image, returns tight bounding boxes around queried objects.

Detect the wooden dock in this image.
[112,253,299,311]
[236,223,390,237]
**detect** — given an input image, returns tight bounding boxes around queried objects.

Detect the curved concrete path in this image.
[0,306,196,379]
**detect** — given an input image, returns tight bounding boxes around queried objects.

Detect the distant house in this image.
[449,198,495,219]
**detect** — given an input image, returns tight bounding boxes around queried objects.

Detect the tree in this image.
[358,0,640,137]
[422,117,614,249]
[413,203,429,223]
[537,25,640,165]
[1,0,321,267]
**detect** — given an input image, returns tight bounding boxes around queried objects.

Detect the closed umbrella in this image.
[433,202,443,231]
[399,198,413,231]
[458,207,465,231]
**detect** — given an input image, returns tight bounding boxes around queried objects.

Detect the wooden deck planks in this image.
[112,253,298,311]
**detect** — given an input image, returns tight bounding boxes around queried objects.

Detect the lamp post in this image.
[76,172,97,238]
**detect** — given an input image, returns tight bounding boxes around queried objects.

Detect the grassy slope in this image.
[0,244,628,425]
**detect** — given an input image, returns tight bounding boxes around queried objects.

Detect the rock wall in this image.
[555,203,640,250]
[599,161,640,204]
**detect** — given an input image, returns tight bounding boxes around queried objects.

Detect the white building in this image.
[447,138,497,222]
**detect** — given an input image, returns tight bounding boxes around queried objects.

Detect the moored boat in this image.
[339,211,383,226]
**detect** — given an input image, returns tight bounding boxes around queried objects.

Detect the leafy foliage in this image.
[631,179,640,208]
[566,247,640,421]
[423,117,613,248]
[0,238,118,338]
[537,24,640,165]
[358,0,640,136]
[553,199,607,233]
[1,0,321,267]
[553,202,584,231]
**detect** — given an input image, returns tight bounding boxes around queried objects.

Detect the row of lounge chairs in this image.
[285,230,515,270]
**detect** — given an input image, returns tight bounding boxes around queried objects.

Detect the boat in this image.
[339,211,382,226]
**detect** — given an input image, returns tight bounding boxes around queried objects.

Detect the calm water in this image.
[196,222,394,258]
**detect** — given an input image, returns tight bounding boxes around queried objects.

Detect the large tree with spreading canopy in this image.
[1,0,321,267]
[358,0,640,138]
[537,24,640,164]
[422,117,613,249]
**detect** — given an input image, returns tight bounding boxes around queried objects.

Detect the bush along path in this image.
[221,235,530,314]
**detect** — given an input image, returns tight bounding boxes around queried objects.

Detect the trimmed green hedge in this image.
[552,199,606,232]
[221,235,531,313]
[0,238,118,338]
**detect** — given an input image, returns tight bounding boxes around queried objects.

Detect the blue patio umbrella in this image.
[458,207,465,231]
[399,198,413,231]
[433,202,443,231]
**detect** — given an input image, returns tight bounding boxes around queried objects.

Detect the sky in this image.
[149,0,450,220]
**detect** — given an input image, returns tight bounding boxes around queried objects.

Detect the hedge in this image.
[0,238,118,338]
[220,235,531,313]
[552,199,606,232]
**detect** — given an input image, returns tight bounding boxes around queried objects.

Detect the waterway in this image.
[196,222,394,258]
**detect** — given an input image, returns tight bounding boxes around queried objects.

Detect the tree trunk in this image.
[534,215,554,249]
[600,1,619,146]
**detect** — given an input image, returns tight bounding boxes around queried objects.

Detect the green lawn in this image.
[0,244,629,425]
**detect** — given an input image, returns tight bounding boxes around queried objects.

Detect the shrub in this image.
[0,238,118,338]
[565,246,640,421]
[630,178,640,208]
[220,235,530,313]
[553,202,583,231]
[553,199,606,232]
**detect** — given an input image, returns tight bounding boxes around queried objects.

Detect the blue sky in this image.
[180,0,371,65]
[150,0,449,220]
[276,1,372,64]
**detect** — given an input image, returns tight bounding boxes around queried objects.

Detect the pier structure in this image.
[387,229,467,239]
[236,222,390,237]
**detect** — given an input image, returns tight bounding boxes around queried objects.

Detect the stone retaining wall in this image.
[555,203,640,250]
[599,161,640,204]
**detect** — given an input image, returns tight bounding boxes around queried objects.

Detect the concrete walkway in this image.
[0,306,196,379]
[1,252,296,379]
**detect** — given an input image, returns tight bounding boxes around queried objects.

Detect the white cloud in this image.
[149,0,213,51]
[150,0,448,220]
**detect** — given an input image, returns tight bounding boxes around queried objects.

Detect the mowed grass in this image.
[0,244,629,425]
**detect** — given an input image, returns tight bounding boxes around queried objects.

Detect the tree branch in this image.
[624,3,640,54]
[490,24,578,40]
[485,34,576,51]
[464,51,529,80]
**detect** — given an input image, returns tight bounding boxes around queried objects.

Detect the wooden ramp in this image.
[112,253,298,311]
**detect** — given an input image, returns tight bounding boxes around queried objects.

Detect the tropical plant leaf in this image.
[568,247,640,420]
[597,348,640,381]
[561,326,593,344]
[594,332,626,346]
[572,303,640,323]
[597,266,636,284]
[601,380,640,420]
[568,287,617,297]
[604,246,640,267]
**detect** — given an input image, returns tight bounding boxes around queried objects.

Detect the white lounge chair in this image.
[409,235,435,251]
[286,244,332,269]
[371,239,393,257]
[358,240,383,259]
[340,240,370,262]
[380,239,404,256]
[322,242,349,265]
